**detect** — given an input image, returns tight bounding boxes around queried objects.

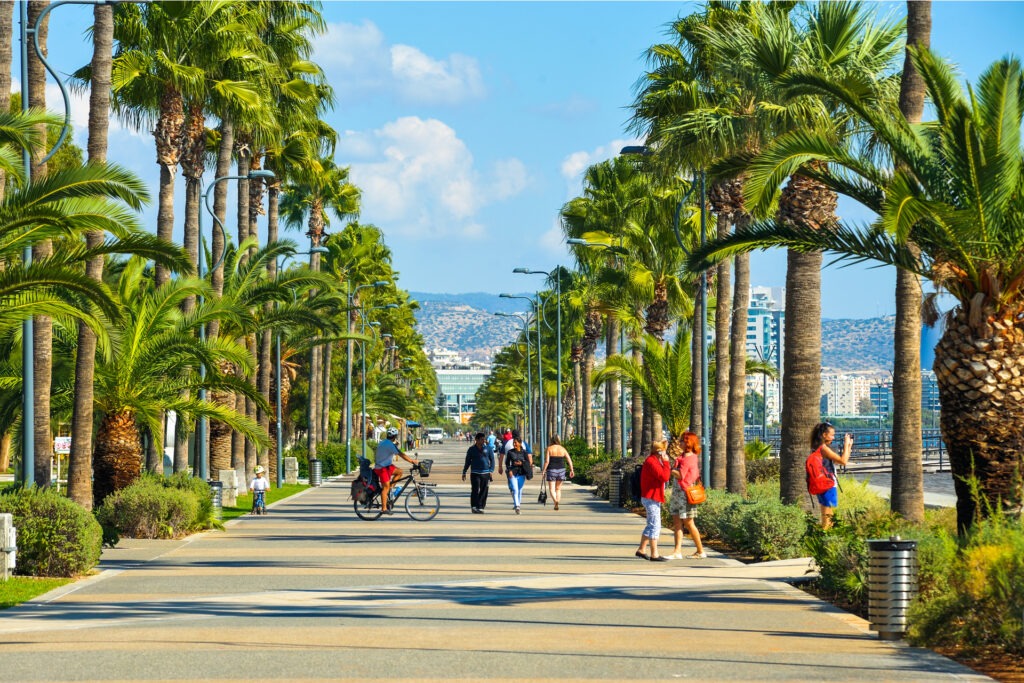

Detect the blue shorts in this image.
[816,486,838,508]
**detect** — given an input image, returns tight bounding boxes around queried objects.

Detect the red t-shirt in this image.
[640,453,672,502]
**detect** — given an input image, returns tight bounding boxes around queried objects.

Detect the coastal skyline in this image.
[37,1,1024,318]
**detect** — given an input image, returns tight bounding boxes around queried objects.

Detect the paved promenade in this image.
[0,443,987,682]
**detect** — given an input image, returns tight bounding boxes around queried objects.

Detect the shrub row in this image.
[288,441,358,479]
[693,482,807,561]
[0,487,102,577]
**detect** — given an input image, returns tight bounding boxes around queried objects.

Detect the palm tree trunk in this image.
[727,251,750,495]
[209,116,233,317]
[147,420,163,473]
[582,351,595,448]
[0,432,10,472]
[153,85,183,289]
[712,214,732,488]
[93,410,142,506]
[934,309,1024,532]
[779,250,822,506]
[28,0,52,488]
[605,321,615,452]
[322,342,332,442]
[690,321,702,435]
[890,0,932,524]
[68,2,112,508]
[0,1,11,198]
[608,318,621,455]
[245,335,257,476]
[632,345,643,457]
[641,397,653,456]
[258,183,280,470]
[572,358,582,438]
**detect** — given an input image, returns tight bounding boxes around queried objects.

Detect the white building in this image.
[429,348,489,423]
[820,374,873,416]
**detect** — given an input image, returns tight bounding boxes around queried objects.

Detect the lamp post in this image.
[501,294,543,458]
[273,246,328,488]
[620,145,709,484]
[194,168,276,481]
[513,268,562,438]
[345,281,388,474]
[496,313,532,446]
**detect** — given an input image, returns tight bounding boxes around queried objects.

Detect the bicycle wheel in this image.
[354,493,383,521]
[404,484,440,521]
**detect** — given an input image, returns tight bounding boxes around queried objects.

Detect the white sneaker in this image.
[667,552,683,560]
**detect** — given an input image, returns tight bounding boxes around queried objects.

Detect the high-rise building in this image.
[429,348,490,423]
[744,286,785,424]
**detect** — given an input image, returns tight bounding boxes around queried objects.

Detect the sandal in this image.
[689,551,707,559]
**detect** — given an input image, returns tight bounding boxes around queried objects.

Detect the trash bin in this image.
[609,464,622,507]
[309,458,323,487]
[207,480,223,521]
[867,536,918,640]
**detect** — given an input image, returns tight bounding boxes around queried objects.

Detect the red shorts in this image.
[374,464,397,484]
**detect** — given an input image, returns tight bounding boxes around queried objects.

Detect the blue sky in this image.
[36,1,1024,318]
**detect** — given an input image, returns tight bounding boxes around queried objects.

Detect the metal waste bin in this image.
[207,480,223,521]
[609,464,622,507]
[867,536,918,640]
[309,458,323,487]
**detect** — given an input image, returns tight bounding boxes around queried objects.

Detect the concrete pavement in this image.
[0,442,988,681]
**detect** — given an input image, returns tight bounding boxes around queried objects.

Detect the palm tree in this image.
[68,2,114,508]
[691,49,1024,531]
[888,0,932,523]
[596,332,693,459]
[92,258,265,504]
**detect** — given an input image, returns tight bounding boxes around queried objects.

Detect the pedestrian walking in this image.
[807,422,853,529]
[462,432,495,513]
[540,435,574,510]
[502,438,532,514]
[635,440,672,562]
[666,432,706,559]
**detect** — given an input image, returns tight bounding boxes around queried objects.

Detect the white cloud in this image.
[539,218,565,255]
[347,116,528,239]
[560,138,644,196]
[314,21,485,106]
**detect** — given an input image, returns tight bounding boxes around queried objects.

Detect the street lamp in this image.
[495,312,533,446]
[500,293,544,459]
[620,145,709,485]
[566,238,629,459]
[513,267,563,439]
[273,246,328,488]
[345,280,388,473]
[195,168,276,481]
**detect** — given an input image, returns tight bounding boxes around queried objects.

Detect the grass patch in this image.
[0,577,72,610]
[221,484,309,522]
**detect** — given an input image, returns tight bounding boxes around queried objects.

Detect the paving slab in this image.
[0,442,989,682]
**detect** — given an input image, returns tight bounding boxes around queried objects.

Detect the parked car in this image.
[425,428,445,444]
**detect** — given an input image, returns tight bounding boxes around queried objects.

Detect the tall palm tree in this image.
[68,2,114,508]
[889,0,932,523]
[691,49,1024,531]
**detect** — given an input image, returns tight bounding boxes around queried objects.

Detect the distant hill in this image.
[413,292,898,372]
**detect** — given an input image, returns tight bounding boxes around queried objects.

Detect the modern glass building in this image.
[429,348,490,423]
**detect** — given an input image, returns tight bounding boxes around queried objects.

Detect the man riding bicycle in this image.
[375,427,419,514]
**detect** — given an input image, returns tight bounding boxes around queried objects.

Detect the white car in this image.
[425,428,444,444]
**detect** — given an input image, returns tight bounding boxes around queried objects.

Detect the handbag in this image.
[538,487,547,505]
[684,478,706,505]
[522,457,534,480]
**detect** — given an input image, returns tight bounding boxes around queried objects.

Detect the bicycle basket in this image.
[417,460,433,477]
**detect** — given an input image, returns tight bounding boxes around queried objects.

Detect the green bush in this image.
[290,441,354,478]
[697,488,744,542]
[746,457,780,484]
[745,439,771,460]
[0,486,102,577]
[909,514,1024,655]
[741,498,808,560]
[589,460,613,500]
[95,474,209,539]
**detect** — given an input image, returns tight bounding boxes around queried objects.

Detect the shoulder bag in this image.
[684,477,706,505]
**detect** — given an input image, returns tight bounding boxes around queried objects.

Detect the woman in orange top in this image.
[667,432,706,559]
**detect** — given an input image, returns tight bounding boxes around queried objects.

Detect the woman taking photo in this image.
[635,440,672,562]
[504,438,530,514]
[667,432,706,559]
[809,422,853,529]
[540,435,574,510]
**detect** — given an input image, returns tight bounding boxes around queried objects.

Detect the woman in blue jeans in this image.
[503,439,530,514]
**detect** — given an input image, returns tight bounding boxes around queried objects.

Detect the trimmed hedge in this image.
[0,487,102,577]
[290,441,354,478]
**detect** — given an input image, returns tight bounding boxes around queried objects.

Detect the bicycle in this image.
[353,459,440,521]
[252,489,267,515]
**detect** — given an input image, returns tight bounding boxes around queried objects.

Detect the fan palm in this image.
[691,49,1024,530]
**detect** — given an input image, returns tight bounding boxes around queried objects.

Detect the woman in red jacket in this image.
[635,440,672,562]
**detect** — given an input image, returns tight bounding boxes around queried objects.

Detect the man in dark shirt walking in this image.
[462,432,495,513]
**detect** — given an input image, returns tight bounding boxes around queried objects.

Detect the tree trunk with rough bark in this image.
[608,318,621,455]
[891,0,932,524]
[727,251,750,494]
[28,0,52,488]
[712,213,732,488]
[93,410,142,506]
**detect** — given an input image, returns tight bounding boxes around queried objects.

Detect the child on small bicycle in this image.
[249,465,270,514]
